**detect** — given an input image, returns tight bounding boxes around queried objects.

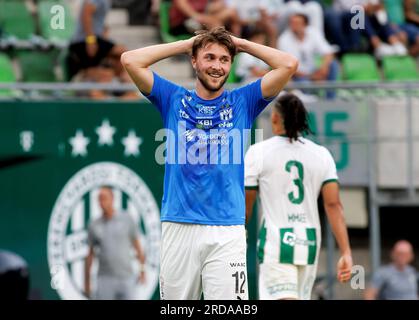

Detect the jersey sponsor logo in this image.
[196,131,229,146]
[267,283,297,296]
[282,231,315,247]
[179,110,190,119]
[47,162,160,300]
[283,231,297,246]
[198,105,216,115]
[195,116,213,120]
[220,108,233,121]
[196,119,213,129]
[181,98,188,109]
[183,129,196,142]
[218,122,233,128]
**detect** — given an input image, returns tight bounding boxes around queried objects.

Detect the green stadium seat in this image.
[38,0,76,43]
[341,53,381,82]
[0,53,15,82]
[159,1,190,43]
[0,53,16,97]
[16,50,58,82]
[0,0,36,40]
[382,56,418,81]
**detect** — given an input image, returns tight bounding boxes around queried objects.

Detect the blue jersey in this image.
[146,72,272,225]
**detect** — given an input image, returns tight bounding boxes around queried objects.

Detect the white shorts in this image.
[160,222,248,300]
[258,262,318,300]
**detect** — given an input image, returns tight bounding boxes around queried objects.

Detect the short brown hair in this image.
[192,27,237,60]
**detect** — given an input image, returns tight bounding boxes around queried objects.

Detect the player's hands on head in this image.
[230,35,245,53]
[337,254,353,283]
[185,35,199,56]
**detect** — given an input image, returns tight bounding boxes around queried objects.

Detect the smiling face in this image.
[192,42,232,93]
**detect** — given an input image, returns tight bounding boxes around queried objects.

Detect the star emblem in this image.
[121,130,143,157]
[96,119,116,146]
[69,130,90,157]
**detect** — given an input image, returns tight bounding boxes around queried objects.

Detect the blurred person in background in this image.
[236,27,271,82]
[324,0,365,55]
[383,0,419,56]
[389,0,419,55]
[67,0,138,100]
[272,0,325,36]
[325,0,407,58]
[227,0,279,47]
[365,240,418,300]
[278,13,339,99]
[245,93,353,300]
[404,0,419,27]
[169,0,242,36]
[85,186,146,300]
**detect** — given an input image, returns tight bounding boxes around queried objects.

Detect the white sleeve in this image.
[278,33,289,52]
[245,145,262,188]
[311,28,334,56]
[322,147,339,185]
[236,53,257,79]
[235,53,249,79]
[278,32,299,61]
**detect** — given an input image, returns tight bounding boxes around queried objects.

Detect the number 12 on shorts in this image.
[232,271,246,295]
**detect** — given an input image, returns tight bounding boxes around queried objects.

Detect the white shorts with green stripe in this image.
[159,222,248,300]
[258,261,318,300]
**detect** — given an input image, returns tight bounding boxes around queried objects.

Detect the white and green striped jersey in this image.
[245,136,338,265]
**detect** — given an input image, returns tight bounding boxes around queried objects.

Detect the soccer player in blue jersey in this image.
[121,27,298,300]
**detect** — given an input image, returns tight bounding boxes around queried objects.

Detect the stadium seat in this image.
[0,53,16,97]
[38,0,76,43]
[0,0,36,40]
[16,50,58,82]
[159,1,190,43]
[382,56,418,81]
[341,53,381,82]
